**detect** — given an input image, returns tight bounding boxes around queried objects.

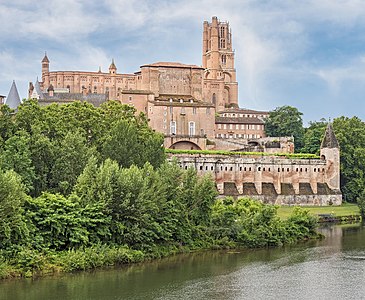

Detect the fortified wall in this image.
[171,125,342,206]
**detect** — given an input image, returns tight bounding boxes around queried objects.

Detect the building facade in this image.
[30,16,273,152]
[171,124,342,205]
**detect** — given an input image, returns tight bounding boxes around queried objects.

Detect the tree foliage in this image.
[301,119,327,154]
[0,169,29,249]
[333,116,365,202]
[265,105,304,151]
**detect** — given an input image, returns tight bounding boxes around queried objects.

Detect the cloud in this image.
[1,0,365,122]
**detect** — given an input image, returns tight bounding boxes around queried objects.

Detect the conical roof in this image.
[109,58,117,69]
[321,123,339,148]
[5,81,22,110]
[42,52,49,63]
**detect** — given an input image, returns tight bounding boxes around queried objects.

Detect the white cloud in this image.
[1,0,365,121]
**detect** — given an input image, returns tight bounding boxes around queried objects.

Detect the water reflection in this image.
[2,224,365,300]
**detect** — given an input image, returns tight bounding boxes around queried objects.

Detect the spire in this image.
[5,81,22,110]
[321,123,339,149]
[42,51,49,63]
[109,58,117,70]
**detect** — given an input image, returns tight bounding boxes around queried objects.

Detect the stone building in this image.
[29,16,276,152]
[172,124,342,205]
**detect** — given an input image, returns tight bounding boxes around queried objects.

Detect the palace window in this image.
[170,121,176,135]
[189,121,195,136]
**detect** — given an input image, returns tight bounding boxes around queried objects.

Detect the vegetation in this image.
[265,105,304,150]
[266,105,365,203]
[0,100,319,279]
[277,203,360,220]
[165,148,320,159]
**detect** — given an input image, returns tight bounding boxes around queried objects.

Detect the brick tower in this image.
[202,16,238,111]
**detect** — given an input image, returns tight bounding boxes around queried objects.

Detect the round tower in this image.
[41,52,50,88]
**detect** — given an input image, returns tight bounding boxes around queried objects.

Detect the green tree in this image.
[0,130,36,192]
[0,105,16,148]
[25,193,111,250]
[29,127,56,197]
[0,169,29,249]
[102,119,164,168]
[333,116,365,201]
[301,119,327,154]
[265,105,304,151]
[50,130,96,195]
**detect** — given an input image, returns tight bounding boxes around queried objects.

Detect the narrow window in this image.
[189,121,195,136]
[170,121,176,135]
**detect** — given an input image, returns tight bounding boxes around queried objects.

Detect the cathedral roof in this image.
[5,81,22,110]
[141,62,203,69]
[321,123,339,149]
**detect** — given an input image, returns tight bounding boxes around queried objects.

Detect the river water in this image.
[2,224,365,300]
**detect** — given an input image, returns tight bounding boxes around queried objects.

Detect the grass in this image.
[277,203,360,219]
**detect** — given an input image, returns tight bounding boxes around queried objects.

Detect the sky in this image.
[1,0,365,125]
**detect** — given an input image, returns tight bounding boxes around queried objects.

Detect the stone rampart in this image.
[171,153,342,206]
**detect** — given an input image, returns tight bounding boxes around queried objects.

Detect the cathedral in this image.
[29,16,290,153]
[24,16,342,204]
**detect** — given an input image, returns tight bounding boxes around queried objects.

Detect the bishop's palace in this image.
[4,16,342,205]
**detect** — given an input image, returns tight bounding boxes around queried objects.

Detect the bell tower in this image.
[202,16,238,110]
[41,52,50,88]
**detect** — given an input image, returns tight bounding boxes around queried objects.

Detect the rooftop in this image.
[141,62,203,69]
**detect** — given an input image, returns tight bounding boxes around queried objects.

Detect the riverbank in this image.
[277,203,360,223]
[0,201,320,280]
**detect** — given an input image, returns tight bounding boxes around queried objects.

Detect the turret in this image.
[5,81,21,110]
[41,52,50,87]
[320,123,341,192]
[109,59,117,75]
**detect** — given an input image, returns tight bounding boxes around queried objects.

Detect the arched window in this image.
[212,93,216,105]
[189,121,195,136]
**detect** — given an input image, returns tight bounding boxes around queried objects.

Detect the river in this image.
[2,224,365,300]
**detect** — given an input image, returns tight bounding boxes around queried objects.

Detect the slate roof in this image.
[321,123,339,148]
[34,80,45,99]
[42,53,49,63]
[5,81,21,109]
[215,116,265,124]
[218,108,269,115]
